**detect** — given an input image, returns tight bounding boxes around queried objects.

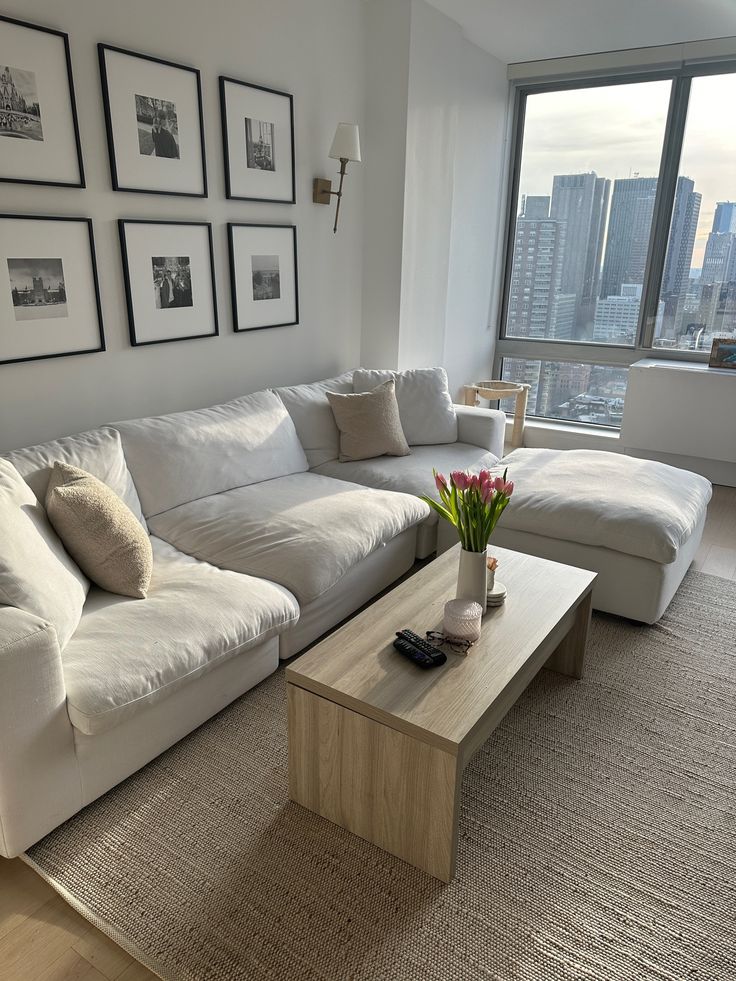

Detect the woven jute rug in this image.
[26,571,736,981]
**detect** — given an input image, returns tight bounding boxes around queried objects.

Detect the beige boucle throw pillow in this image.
[46,462,153,599]
[327,379,411,462]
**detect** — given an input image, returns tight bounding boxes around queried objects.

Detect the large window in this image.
[496,64,736,426]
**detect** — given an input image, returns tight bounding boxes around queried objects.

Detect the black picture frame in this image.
[0,214,104,366]
[99,43,207,197]
[119,219,219,347]
[219,75,295,203]
[228,222,299,332]
[0,14,85,188]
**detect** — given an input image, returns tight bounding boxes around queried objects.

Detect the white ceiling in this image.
[425,0,736,64]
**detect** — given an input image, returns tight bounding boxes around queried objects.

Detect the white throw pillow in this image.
[0,458,88,648]
[352,367,457,445]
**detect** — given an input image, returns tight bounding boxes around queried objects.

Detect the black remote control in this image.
[393,630,446,669]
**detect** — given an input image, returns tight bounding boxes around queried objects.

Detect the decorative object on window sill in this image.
[422,468,514,614]
[464,380,530,451]
[313,123,361,233]
[442,600,482,645]
[708,337,736,369]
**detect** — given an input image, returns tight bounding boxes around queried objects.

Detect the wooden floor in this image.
[1,483,734,980]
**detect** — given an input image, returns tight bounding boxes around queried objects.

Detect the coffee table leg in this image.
[288,683,461,882]
[546,590,592,679]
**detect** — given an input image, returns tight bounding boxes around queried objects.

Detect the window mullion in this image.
[637,76,691,349]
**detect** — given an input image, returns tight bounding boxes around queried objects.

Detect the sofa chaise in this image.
[0,366,711,857]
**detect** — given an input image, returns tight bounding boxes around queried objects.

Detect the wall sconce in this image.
[313,123,361,233]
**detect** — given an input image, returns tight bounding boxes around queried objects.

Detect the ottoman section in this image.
[492,448,712,623]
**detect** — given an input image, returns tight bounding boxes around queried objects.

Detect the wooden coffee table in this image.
[286,545,596,882]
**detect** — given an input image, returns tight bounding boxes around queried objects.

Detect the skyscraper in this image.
[702,202,736,286]
[599,177,658,299]
[506,215,572,340]
[520,195,550,219]
[661,176,701,298]
[550,172,610,337]
[712,201,736,234]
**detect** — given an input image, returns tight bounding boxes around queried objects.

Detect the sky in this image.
[518,73,736,268]
[7,257,64,290]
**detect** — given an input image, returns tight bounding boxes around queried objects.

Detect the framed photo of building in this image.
[0,15,84,187]
[228,223,298,332]
[219,77,295,203]
[708,337,736,370]
[0,215,104,365]
[99,44,207,196]
[119,219,218,346]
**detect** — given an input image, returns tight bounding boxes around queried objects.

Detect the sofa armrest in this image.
[454,405,506,459]
[0,608,80,857]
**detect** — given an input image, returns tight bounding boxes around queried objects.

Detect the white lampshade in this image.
[328,123,361,162]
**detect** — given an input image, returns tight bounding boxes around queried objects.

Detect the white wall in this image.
[360,0,508,399]
[0,0,366,452]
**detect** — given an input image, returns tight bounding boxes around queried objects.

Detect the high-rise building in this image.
[599,177,658,299]
[661,177,701,298]
[593,284,664,343]
[506,216,568,339]
[550,172,610,336]
[701,202,736,286]
[520,195,550,219]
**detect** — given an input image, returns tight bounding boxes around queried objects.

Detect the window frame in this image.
[493,59,736,409]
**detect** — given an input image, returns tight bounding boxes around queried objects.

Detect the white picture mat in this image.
[223,80,293,200]
[123,223,216,343]
[231,225,297,330]
[0,20,80,183]
[0,218,100,361]
[103,48,204,194]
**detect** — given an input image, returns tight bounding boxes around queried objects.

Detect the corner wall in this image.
[0,0,366,452]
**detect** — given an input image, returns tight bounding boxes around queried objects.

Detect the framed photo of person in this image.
[119,219,218,346]
[219,76,295,203]
[228,223,298,332]
[0,215,104,365]
[0,15,84,187]
[708,337,736,370]
[99,44,207,196]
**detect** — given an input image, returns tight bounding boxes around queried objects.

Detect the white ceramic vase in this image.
[456,547,488,614]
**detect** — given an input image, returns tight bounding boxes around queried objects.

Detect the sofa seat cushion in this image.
[314,443,501,527]
[115,390,308,519]
[4,427,147,530]
[62,537,298,736]
[148,473,429,605]
[497,448,712,565]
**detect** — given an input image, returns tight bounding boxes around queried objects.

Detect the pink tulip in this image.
[451,470,470,491]
[504,480,514,497]
[469,474,481,491]
[435,472,448,493]
[478,469,491,484]
[481,482,494,504]
[493,476,505,492]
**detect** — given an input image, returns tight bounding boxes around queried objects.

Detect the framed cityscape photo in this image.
[99,44,207,196]
[119,220,218,346]
[0,15,84,187]
[0,215,104,366]
[219,77,295,203]
[708,337,736,370]
[228,223,298,332]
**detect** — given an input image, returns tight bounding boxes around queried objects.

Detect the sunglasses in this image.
[425,630,474,655]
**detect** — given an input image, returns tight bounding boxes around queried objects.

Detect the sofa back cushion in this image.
[115,390,309,518]
[0,458,88,649]
[273,371,354,468]
[352,367,457,445]
[4,427,147,529]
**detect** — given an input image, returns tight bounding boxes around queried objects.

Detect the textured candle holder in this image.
[443,599,483,643]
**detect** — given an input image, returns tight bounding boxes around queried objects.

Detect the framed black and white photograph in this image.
[228,223,298,332]
[219,77,295,203]
[119,220,218,346]
[0,15,84,187]
[99,44,207,196]
[0,215,104,365]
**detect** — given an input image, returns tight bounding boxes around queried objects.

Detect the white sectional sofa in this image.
[0,365,711,857]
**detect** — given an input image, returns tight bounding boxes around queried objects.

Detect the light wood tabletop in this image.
[287,545,596,882]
